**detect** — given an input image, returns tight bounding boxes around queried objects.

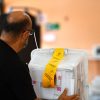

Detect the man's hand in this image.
[58,88,79,100]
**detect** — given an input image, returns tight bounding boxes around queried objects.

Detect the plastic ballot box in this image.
[28,48,89,100]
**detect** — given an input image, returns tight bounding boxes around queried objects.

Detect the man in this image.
[0,11,79,100]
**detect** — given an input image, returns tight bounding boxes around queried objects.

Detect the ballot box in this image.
[28,48,89,100]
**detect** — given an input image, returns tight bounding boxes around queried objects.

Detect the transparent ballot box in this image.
[28,48,89,100]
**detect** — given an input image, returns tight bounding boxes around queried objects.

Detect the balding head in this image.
[0,11,33,52]
[1,11,32,37]
[7,11,31,25]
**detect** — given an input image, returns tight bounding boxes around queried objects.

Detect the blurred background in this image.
[0,0,100,99]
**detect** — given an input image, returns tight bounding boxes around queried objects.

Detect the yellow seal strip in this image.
[42,48,64,88]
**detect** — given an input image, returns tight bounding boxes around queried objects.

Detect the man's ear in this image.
[21,31,29,40]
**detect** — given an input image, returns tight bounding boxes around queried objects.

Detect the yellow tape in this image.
[42,48,64,88]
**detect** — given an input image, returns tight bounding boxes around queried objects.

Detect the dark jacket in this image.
[0,40,36,100]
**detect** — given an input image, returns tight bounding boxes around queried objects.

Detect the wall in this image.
[4,0,100,49]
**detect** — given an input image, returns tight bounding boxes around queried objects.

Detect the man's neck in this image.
[0,34,19,53]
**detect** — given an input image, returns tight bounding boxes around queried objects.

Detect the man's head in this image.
[0,11,32,53]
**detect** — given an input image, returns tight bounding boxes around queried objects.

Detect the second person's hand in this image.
[58,88,79,100]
